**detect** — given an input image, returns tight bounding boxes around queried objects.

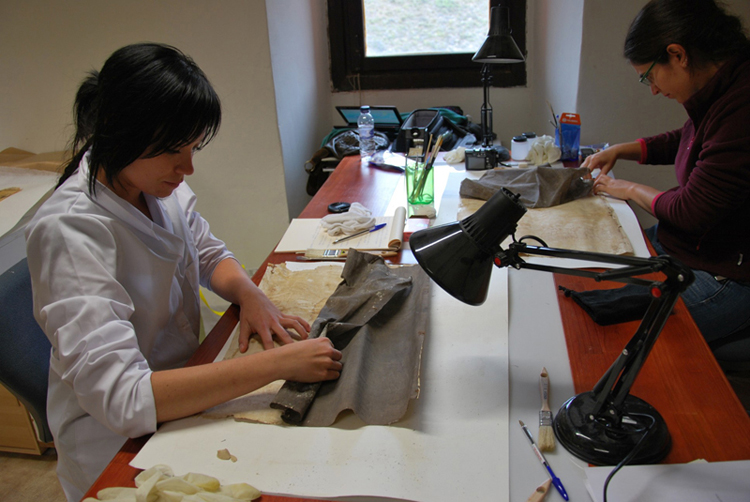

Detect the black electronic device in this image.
[465,145,510,170]
[335,105,403,141]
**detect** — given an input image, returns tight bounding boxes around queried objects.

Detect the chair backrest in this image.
[0,257,53,443]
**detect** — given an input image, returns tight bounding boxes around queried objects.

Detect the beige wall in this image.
[3,0,750,267]
[0,0,290,269]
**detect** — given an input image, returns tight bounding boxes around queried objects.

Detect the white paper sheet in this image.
[275,210,405,253]
[584,460,750,502]
[132,267,510,502]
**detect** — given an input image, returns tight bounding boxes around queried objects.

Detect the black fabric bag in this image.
[558,284,655,326]
[392,109,461,155]
[304,147,337,196]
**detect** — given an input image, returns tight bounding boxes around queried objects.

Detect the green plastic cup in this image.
[405,160,434,205]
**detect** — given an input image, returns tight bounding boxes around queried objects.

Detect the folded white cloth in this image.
[528,135,561,166]
[443,146,466,164]
[321,202,376,236]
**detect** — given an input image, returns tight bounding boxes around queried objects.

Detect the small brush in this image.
[538,367,555,452]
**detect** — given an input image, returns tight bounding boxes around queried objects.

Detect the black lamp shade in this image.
[410,188,526,305]
[472,5,525,64]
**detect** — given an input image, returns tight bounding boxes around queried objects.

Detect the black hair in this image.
[58,43,221,193]
[624,0,750,68]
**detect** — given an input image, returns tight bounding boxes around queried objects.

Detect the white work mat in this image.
[132,268,510,502]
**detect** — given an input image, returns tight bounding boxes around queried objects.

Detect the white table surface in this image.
[400,160,648,501]
[136,159,648,502]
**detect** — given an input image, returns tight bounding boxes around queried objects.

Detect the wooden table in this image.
[84,155,750,501]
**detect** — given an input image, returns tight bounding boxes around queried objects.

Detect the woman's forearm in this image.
[151,351,279,423]
[593,176,660,215]
[209,257,260,306]
[151,337,342,423]
[610,141,643,162]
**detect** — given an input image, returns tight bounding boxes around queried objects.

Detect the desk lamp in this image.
[409,188,694,465]
[465,2,525,170]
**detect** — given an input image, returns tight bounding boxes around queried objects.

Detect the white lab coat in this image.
[25,154,234,501]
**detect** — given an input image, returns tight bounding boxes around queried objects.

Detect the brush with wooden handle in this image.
[538,367,555,451]
[526,478,552,502]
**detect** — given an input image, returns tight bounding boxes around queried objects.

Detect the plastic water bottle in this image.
[357,105,375,160]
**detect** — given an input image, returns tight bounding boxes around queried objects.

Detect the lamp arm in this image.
[480,64,494,148]
[590,287,681,419]
[498,242,694,422]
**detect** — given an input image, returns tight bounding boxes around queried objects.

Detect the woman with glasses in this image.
[25,43,343,501]
[582,0,750,356]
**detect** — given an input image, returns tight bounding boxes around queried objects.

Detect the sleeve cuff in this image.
[651,191,665,215]
[637,138,648,164]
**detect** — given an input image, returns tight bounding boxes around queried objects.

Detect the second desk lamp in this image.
[465,3,525,170]
[409,188,694,466]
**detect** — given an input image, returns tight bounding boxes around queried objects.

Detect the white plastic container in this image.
[511,135,530,161]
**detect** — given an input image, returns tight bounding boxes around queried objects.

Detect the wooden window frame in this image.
[328,0,527,92]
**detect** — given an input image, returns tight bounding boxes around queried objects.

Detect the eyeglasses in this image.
[639,59,658,86]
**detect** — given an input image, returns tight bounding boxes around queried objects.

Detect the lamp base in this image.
[553,391,671,466]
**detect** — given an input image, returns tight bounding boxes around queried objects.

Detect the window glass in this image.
[363,0,489,58]
[328,0,526,91]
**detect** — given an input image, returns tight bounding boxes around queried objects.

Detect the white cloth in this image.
[320,202,375,236]
[25,155,234,501]
[528,135,561,166]
[443,146,466,164]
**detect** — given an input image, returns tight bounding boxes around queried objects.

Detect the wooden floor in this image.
[0,448,65,501]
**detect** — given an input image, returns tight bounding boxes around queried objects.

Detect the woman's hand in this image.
[592,174,635,199]
[209,258,311,352]
[593,174,660,215]
[582,148,620,178]
[152,332,339,423]
[581,141,643,181]
[236,288,311,352]
[273,337,343,382]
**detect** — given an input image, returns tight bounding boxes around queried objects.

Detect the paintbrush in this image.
[423,134,434,164]
[411,133,445,201]
[538,367,555,451]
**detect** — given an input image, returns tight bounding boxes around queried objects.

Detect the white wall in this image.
[266,0,332,220]
[0,0,289,269]
[532,0,584,134]
[4,0,750,266]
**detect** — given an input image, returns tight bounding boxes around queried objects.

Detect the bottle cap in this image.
[360,105,370,113]
[523,132,537,138]
[512,135,527,142]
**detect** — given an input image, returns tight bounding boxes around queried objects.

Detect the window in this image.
[328,0,527,92]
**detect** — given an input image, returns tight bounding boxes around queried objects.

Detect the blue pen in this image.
[519,420,569,501]
[333,223,386,244]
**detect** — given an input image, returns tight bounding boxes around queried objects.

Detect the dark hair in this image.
[59,43,221,193]
[624,0,750,68]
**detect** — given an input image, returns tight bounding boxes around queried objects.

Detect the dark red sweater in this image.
[641,50,750,282]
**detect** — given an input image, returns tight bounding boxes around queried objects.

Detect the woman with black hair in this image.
[25,43,342,501]
[582,0,750,355]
